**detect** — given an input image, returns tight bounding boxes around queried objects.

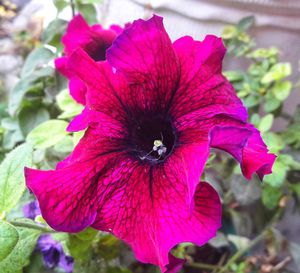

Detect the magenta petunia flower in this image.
[25,15,276,272]
[55,14,123,104]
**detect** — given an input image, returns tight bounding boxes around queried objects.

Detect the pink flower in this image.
[55,14,123,104]
[25,15,275,272]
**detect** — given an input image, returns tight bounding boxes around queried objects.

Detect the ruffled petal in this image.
[240,125,276,180]
[169,36,274,179]
[210,124,276,180]
[171,35,247,122]
[55,56,87,104]
[25,153,123,232]
[56,15,121,104]
[62,14,117,61]
[106,15,180,112]
[62,14,91,55]
[92,144,220,272]
[67,49,130,121]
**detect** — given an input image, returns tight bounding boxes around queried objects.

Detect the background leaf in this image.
[0,221,41,273]
[26,120,69,149]
[56,89,83,119]
[0,144,33,214]
[21,47,55,78]
[0,221,19,263]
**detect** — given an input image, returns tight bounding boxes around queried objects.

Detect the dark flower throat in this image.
[130,114,176,164]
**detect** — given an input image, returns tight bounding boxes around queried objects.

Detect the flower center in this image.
[130,115,176,164]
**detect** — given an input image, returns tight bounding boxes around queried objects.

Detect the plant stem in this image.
[9,220,56,233]
[70,0,75,17]
[218,229,267,273]
[216,209,282,273]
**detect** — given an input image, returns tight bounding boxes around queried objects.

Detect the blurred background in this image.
[0,1,300,273]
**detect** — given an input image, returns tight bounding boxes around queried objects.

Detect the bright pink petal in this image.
[55,56,86,104]
[106,15,180,111]
[210,124,276,180]
[62,14,117,61]
[62,14,90,55]
[55,57,69,77]
[165,254,185,273]
[25,153,122,232]
[68,77,87,105]
[110,24,124,34]
[171,35,247,122]
[92,144,220,272]
[67,49,132,122]
[58,115,126,169]
[240,125,276,180]
[56,15,121,104]
[168,35,274,179]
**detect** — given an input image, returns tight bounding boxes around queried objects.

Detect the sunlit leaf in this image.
[0,144,33,214]
[0,221,19,262]
[27,120,69,149]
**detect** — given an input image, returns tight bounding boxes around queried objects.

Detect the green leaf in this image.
[262,184,282,210]
[250,47,279,59]
[73,130,85,146]
[258,114,273,133]
[53,0,69,12]
[280,154,300,170]
[27,120,69,149]
[2,129,24,150]
[0,222,41,273]
[243,95,260,108]
[227,234,250,250]
[261,63,292,84]
[68,234,94,265]
[282,124,300,147]
[262,132,284,154]
[264,96,281,113]
[41,19,67,49]
[53,135,74,153]
[0,144,33,213]
[0,221,19,262]
[56,89,83,119]
[18,106,50,136]
[238,16,255,31]
[272,80,292,101]
[1,117,19,131]
[222,25,237,40]
[250,113,260,127]
[264,156,288,187]
[223,71,244,82]
[75,3,97,24]
[9,67,54,116]
[21,47,55,78]
[75,227,98,241]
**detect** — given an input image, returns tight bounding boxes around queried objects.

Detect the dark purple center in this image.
[130,114,176,164]
[85,41,112,61]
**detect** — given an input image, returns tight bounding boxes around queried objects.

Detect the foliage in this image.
[0,6,299,273]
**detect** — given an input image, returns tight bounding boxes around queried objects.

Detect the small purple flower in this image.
[38,235,74,273]
[23,200,41,220]
[23,201,74,273]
